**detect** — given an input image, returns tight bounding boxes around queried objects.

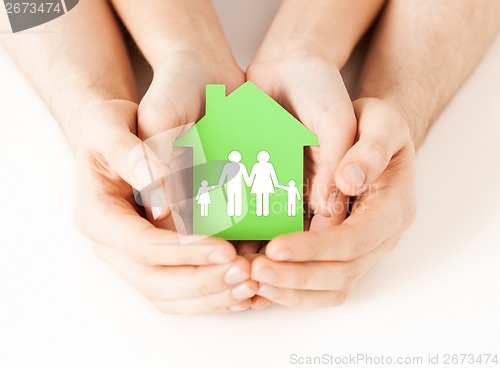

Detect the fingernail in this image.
[231,283,255,300]
[257,284,280,299]
[342,163,366,187]
[224,266,249,285]
[133,160,154,188]
[271,250,293,261]
[229,303,248,312]
[254,267,278,284]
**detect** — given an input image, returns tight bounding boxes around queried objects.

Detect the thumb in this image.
[82,100,172,219]
[309,104,356,219]
[335,98,412,196]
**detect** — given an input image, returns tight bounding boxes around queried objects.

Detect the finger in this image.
[76,170,236,266]
[286,66,356,219]
[335,98,411,196]
[82,100,173,223]
[83,100,170,192]
[250,295,274,311]
[137,55,243,142]
[252,237,399,291]
[152,281,258,314]
[257,285,348,308]
[265,161,414,262]
[93,242,252,300]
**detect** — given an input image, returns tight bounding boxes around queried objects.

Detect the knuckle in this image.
[365,139,390,169]
[338,263,358,289]
[341,227,366,261]
[196,278,217,297]
[179,248,198,266]
[138,270,163,302]
[130,227,158,265]
[334,290,349,306]
[132,242,153,265]
[203,294,224,312]
[293,270,310,290]
[389,110,412,143]
[287,291,303,308]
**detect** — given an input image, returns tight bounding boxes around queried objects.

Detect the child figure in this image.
[277,180,301,216]
[195,180,217,217]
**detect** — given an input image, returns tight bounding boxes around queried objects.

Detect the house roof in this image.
[175,81,319,150]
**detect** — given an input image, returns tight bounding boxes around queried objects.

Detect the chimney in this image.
[205,85,226,116]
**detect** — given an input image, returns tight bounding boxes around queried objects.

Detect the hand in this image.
[242,49,357,306]
[247,51,357,220]
[137,49,245,222]
[75,100,256,314]
[251,98,416,308]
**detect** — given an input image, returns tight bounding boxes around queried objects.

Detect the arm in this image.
[0,0,136,150]
[109,0,245,220]
[1,1,251,314]
[253,0,386,68]
[110,0,244,161]
[247,0,386,218]
[252,0,500,309]
[356,0,500,148]
[276,185,287,191]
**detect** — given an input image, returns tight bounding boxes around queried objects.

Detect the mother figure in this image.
[246,151,279,217]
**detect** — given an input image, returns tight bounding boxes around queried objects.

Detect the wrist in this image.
[72,99,137,153]
[254,36,349,70]
[355,97,418,148]
[255,0,384,69]
[149,44,239,77]
[117,0,235,72]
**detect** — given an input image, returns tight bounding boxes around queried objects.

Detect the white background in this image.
[1,1,500,367]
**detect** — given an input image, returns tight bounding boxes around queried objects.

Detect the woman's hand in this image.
[75,100,257,314]
[251,98,416,308]
[247,51,357,220]
[239,49,357,264]
[137,49,244,222]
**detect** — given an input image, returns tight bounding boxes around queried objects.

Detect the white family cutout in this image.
[195,150,300,218]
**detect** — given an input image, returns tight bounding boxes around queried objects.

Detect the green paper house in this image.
[175,81,318,240]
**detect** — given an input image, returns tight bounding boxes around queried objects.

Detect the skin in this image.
[0,0,255,314]
[2,0,499,313]
[250,0,500,309]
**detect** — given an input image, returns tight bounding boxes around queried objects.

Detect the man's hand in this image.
[110,0,245,223]
[251,98,416,308]
[75,100,257,314]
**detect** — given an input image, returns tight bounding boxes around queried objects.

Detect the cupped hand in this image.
[247,51,357,221]
[75,100,256,314]
[137,49,245,223]
[251,98,416,308]
[242,51,357,310]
